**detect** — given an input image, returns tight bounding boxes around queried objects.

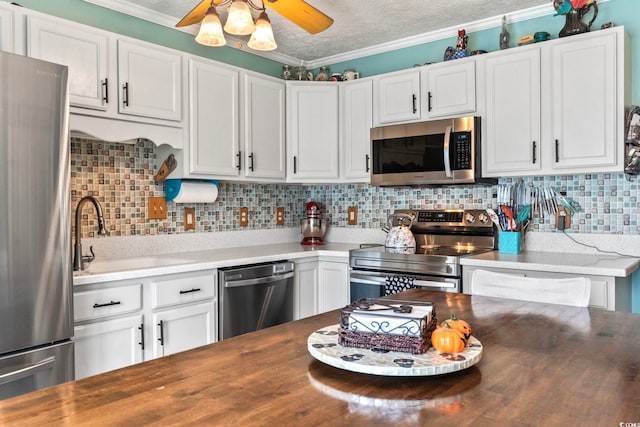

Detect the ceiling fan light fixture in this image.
[224,0,256,36]
[196,6,227,47]
[247,11,277,51]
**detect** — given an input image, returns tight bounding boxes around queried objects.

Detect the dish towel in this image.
[384,276,416,296]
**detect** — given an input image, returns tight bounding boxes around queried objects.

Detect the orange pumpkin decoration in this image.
[440,314,472,342]
[431,321,466,353]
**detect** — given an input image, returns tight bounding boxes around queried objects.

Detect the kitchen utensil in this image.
[516,205,531,225]
[383,213,416,248]
[500,205,515,231]
[486,208,502,231]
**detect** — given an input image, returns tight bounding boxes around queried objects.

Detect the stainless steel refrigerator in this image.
[0,52,73,399]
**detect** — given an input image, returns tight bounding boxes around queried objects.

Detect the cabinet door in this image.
[550,31,617,171]
[189,58,240,176]
[153,301,216,358]
[73,314,144,380]
[341,79,372,181]
[117,39,182,121]
[423,60,475,118]
[27,16,110,111]
[243,73,286,180]
[484,49,541,176]
[294,260,318,319]
[374,69,420,125]
[286,82,339,181]
[0,6,14,53]
[318,261,349,313]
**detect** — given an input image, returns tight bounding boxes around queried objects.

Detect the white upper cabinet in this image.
[117,39,183,122]
[0,4,15,53]
[188,57,240,177]
[481,27,628,178]
[373,68,420,126]
[340,79,373,182]
[548,29,621,172]
[27,15,110,111]
[483,48,542,176]
[243,73,286,180]
[422,59,476,118]
[286,81,339,182]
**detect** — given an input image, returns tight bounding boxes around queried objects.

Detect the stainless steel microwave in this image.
[370,116,495,186]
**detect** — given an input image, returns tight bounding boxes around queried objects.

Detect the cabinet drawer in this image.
[75,284,142,322]
[151,271,216,309]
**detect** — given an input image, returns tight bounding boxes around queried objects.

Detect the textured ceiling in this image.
[86,0,553,64]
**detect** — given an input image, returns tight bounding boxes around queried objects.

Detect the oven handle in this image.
[443,125,453,178]
[350,272,456,289]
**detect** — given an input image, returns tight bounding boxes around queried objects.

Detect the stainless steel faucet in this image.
[73,196,108,271]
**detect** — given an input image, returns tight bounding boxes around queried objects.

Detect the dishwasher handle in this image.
[223,271,294,288]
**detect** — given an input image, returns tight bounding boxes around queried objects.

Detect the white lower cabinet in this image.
[294,257,349,319]
[73,269,217,379]
[152,302,215,358]
[74,314,144,380]
[462,265,631,312]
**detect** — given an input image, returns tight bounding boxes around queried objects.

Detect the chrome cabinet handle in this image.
[93,300,121,308]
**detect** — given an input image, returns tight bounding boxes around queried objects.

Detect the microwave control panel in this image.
[453,132,472,170]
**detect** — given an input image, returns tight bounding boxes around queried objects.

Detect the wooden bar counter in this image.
[1,289,639,426]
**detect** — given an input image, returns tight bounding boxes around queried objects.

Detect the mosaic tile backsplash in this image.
[71,138,640,239]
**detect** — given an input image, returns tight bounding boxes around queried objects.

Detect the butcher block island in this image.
[1,290,639,426]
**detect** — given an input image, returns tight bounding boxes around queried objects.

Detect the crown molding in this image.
[82,0,610,68]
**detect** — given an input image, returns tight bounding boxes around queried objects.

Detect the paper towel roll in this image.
[167,180,218,203]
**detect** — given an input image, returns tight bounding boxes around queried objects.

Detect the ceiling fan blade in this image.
[265,0,334,34]
[176,0,212,27]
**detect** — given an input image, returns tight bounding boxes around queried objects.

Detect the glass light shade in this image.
[224,0,255,35]
[195,7,226,47]
[248,12,277,51]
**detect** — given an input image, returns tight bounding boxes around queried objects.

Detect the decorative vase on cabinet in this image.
[558,2,598,37]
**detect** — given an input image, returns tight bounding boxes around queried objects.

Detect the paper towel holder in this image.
[165,179,219,203]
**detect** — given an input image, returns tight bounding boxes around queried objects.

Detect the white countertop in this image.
[73,242,360,286]
[460,250,640,277]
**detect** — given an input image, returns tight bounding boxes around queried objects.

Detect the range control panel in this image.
[394,209,493,230]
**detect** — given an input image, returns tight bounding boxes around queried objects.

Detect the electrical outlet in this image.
[184,207,195,231]
[276,207,285,225]
[239,207,249,227]
[555,205,571,230]
[148,197,167,220]
[348,206,358,225]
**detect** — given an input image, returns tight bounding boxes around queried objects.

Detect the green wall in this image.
[11,0,638,103]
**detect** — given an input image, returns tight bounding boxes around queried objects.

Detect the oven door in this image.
[349,269,460,303]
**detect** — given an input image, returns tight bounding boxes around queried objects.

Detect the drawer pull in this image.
[138,324,145,350]
[179,288,202,295]
[93,300,121,308]
[158,320,164,346]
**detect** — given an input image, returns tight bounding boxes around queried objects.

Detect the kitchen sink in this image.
[80,256,195,275]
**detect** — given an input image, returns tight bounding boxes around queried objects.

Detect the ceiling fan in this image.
[176,0,334,35]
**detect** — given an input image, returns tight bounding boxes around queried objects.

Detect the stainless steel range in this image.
[349,209,496,300]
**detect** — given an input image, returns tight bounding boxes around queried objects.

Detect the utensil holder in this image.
[498,231,522,254]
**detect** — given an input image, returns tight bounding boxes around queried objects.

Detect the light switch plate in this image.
[148,197,167,220]
[239,207,249,227]
[348,206,358,225]
[184,207,195,231]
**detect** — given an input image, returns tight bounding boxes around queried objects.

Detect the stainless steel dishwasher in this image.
[218,261,295,340]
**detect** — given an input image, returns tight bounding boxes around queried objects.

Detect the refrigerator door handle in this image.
[0,356,56,386]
